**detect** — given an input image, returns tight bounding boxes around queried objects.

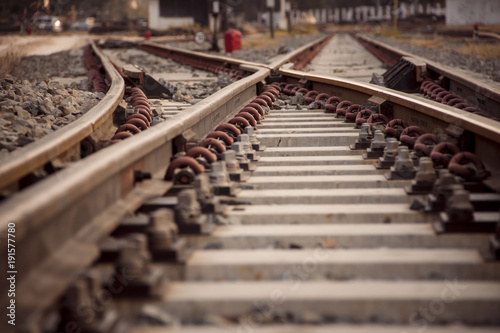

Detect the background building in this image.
[445,0,500,26]
[148,0,208,31]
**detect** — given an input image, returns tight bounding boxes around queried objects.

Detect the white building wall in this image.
[148,0,194,31]
[278,0,287,30]
[446,0,500,25]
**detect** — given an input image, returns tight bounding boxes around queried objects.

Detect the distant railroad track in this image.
[1,33,499,332]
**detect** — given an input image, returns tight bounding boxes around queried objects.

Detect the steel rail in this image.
[291,34,334,71]
[279,68,500,172]
[0,67,270,330]
[355,33,500,118]
[140,34,330,73]
[266,34,331,71]
[0,41,125,191]
[139,41,268,71]
[0,37,338,323]
[478,31,500,40]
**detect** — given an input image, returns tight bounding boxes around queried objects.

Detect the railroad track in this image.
[1,33,500,332]
[0,42,124,195]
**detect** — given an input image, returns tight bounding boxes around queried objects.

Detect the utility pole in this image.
[267,0,275,38]
[393,0,398,34]
[286,1,292,35]
[211,1,220,52]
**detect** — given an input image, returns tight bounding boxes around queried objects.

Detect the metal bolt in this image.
[134,170,152,183]
[383,138,399,160]
[393,146,415,177]
[370,130,386,149]
[175,189,201,225]
[447,189,474,223]
[434,170,459,196]
[210,161,230,185]
[415,157,437,184]
[435,175,463,203]
[245,126,260,146]
[231,142,249,161]
[237,133,253,153]
[148,209,178,250]
[358,123,371,142]
[116,243,147,280]
[195,174,213,204]
[223,150,241,173]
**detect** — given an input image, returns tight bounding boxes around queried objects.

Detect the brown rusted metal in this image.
[126,117,149,131]
[235,112,257,128]
[186,147,217,164]
[239,107,261,123]
[245,103,265,116]
[126,113,151,126]
[215,123,241,138]
[206,131,235,146]
[202,138,226,154]
[229,117,251,132]
[292,34,335,71]
[164,156,205,182]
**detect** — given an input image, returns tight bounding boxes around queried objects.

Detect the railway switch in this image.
[175,189,214,234]
[223,150,249,182]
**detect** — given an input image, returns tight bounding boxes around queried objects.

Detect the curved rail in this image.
[355,33,500,118]
[279,68,500,173]
[0,41,125,191]
[0,67,270,329]
[140,41,267,71]
[140,34,330,73]
[2,31,500,331]
[266,34,331,71]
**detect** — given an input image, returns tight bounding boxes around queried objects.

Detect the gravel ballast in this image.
[0,74,101,160]
[11,47,88,85]
[0,47,104,160]
[103,47,233,116]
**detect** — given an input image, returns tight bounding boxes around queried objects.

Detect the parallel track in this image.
[354,33,500,119]
[0,42,124,192]
[1,33,499,332]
